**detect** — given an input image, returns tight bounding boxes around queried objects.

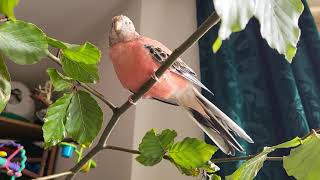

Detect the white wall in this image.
[130,0,203,179]
[55,1,141,179]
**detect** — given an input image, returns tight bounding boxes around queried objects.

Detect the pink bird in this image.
[108,15,253,155]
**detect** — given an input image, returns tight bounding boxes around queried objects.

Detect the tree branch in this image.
[64,12,221,180]
[37,125,320,179]
[35,143,284,180]
[46,52,117,111]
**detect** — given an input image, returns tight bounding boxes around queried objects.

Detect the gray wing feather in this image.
[144,44,214,96]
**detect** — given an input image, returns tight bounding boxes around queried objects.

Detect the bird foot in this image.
[151,72,159,82]
[128,95,137,105]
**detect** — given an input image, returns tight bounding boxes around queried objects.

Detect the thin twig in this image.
[33,171,72,180]
[46,52,117,110]
[211,156,283,164]
[78,82,116,111]
[39,126,320,180]
[64,12,221,180]
[302,128,320,140]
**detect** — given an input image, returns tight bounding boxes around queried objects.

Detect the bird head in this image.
[109,15,139,46]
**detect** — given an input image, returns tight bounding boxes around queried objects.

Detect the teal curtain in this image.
[196,0,320,179]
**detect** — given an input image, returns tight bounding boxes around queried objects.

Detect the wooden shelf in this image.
[0,116,42,141]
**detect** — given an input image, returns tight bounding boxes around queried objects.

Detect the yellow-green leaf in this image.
[212,37,222,53]
[226,147,273,180]
[168,138,218,170]
[0,0,19,20]
[227,136,302,180]
[283,132,320,180]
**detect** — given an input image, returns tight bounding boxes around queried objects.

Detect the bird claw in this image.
[151,72,159,82]
[128,95,137,105]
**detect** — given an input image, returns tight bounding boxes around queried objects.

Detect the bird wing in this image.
[142,38,214,95]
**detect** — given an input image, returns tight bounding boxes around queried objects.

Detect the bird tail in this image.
[178,88,253,155]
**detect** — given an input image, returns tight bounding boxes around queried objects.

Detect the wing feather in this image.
[144,44,214,95]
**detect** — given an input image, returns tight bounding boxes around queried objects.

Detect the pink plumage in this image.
[108,15,253,155]
[109,37,189,99]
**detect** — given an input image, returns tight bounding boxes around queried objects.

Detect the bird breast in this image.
[108,39,189,99]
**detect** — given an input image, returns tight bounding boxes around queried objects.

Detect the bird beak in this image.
[114,21,122,34]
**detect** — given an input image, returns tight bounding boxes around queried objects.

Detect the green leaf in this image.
[62,56,99,83]
[0,21,48,64]
[136,155,162,166]
[210,174,222,180]
[168,138,218,170]
[172,161,200,177]
[212,37,222,53]
[226,136,302,180]
[64,91,103,147]
[213,0,303,62]
[47,68,73,91]
[0,0,19,20]
[272,136,301,149]
[136,129,177,166]
[46,37,68,49]
[170,158,219,177]
[204,162,220,173]
[226,147,273,180]
[64,42,101,64]
[213,0,254,40]
[42,93,73,148]
[46,37,100,64]
[0,53,10,112]
[283,132,320,180]
[254,0,304,62]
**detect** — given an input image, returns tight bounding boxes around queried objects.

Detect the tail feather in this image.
[194,91,254,144]
[188,109,242,155]
[177,87,253,155]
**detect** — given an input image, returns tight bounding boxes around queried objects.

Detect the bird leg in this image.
[128,95,137,105]
[151,72,159,82]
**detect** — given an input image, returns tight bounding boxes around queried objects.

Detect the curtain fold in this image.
[196,0,320,179]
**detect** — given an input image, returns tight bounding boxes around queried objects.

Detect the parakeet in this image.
[108,15,253,155]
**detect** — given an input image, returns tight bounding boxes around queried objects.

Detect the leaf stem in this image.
[46,52,117,110]
[64,12,221,180]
